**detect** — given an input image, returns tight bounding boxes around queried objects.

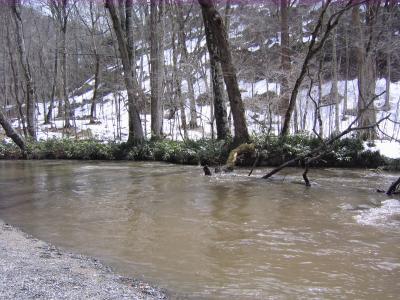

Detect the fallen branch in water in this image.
[248,150,260,176]
[386,177,400,195]
[263,93,389,186]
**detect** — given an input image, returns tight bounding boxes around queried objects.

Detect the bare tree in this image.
[149,0,164,139]
[201,1,229,140]
[105,0,144,144]
[171,3,188,139]
[352,2,378,140]
[280,0,356,136]
[5,19,27,137]
[176,5,198,129]
[10,0,37,140]
[45,25,58,125]
[199,0,249,144]
[48,0,75,128]
[279,0,291,115]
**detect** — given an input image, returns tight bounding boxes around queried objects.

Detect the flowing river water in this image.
[0,160,399,299]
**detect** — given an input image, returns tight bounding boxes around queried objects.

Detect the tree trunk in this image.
[202,3,229,140]
[89,53,100,124]
[6,21,27,137]
[280,0,348,136]
[342,27,349,119]
[58,0,72,129]
[279,0,291,115]
[353,5,377,140]
[176,6,198,129]
[382,1,394,112]
[46,28,59,124]
[317,63,324,137]
[331,28,340,134]
[106,0,144,144]
[150,0,164,139]
[171,8,188,140]
[199,0,249,144]
[0,107,26,151]
[125,0,134,67]
[383,52,391,111]
[211,59,230,140]
[61,26,71,128]
[11,0,37,140]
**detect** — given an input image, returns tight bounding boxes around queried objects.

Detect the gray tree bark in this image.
[46,28,59,125]
[6,21,27,137]
[342,27,349,119]
[383,52,391,111]
[279,0,291,115]
[106,0,144,144]
[60,13,72,129]
[90,54,100,124]
[149,0,164,139]
[0,107,26,151]
[202,3,229,140]
[199,0,249,144]
[10,0,37,140]
[331,27,340,134]
[171,6,188,140]
[352,4,377,140]
[176,6,198,129]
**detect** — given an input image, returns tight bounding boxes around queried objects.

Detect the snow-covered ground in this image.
[3,40,400,160]
[4,77,395,155]
[365,141,400,159]
[25,75,400,160]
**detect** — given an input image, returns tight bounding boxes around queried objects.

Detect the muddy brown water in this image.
[0,160,399,299]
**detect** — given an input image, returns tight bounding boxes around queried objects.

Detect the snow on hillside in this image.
[4,35,400,159]
[27,74,400,160]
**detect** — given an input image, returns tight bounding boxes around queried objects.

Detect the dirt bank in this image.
[0,220,167,299]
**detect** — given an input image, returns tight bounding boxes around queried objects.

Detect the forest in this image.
[0,1,400,299]
[0,0,399,153]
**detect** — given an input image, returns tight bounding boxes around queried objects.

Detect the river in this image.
[0,160,399,299]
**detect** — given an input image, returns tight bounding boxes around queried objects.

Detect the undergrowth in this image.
[0,134,394,169]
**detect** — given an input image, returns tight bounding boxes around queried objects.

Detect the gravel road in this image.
[0,220,167,300]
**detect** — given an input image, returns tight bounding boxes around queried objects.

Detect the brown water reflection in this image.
[0,160,399,299]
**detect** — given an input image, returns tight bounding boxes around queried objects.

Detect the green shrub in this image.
[24,138,116,160]
[0,134,393,169]
[250,134,385,168]
[0,141,22,159]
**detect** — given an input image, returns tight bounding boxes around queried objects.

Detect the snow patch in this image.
[365,141,400,159]
[248,45,260,52]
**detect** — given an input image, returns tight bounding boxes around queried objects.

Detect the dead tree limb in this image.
[386,177,400,195]
[263,92,388,182]
[377,123,400,143]
[302,159,311,187]
[306,68,323,141]
[0,107,26,152]
[248,151,260,176]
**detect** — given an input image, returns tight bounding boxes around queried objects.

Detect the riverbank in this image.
[0,220,167,300]
[1,136,399,170]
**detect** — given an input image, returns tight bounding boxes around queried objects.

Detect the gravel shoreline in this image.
[0,220,167,299]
